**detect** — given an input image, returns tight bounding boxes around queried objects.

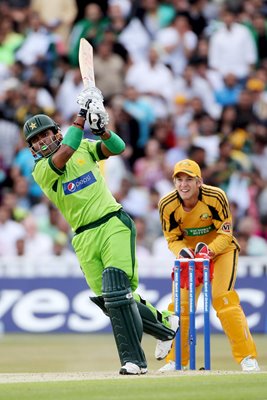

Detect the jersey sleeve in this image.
[83,138,108,161]
[203,186,235,255]
[159,191,185,257]
[33,157,63,188]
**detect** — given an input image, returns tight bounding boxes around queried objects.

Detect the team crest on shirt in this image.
[77,158,86,165]
[221,222,231,232]
[200,213,211,220]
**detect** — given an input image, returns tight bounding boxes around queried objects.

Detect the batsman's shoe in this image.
[119,362,148,375]
[240,356,260,372]
[155,315,179,360]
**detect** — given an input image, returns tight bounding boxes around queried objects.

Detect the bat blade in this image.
[79,38,95,87]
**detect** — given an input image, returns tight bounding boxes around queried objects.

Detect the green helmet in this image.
[23,114,59,143]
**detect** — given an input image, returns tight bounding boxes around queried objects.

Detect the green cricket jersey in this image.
[32,139,122,232]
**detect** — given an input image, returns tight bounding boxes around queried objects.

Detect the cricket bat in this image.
[78,38,99,124]
[78,38,95,88]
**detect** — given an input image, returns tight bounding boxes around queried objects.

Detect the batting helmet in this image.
[23,114,59,143]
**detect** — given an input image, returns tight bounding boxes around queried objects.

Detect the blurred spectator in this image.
[117,0,175,63]
[123,85,156,150]
[134,0,175,39]
[12,175,31,211]
[190,112,221,164]
[0,111,21,170]
[172,63,221,118]
[133,216,151,256]
[245,11,267,66]
[236,216,267,256]
[0,17,24,65]
[94,39,126,100]
[190,53,224,92]
[110,94,141,167]
[0,204,25,256]
[217,105,238,136]
[26,65,55,108]
[208,6,257,82]
[155,11,198,76]
[144,187,164,248]
[125,45,174,118]
[230,90,256,153]
[55,67,83,120]
[12,137,43,202]
[1,189,28,222]
[171,94,192,145]
[187,0,208,37]
[151,117,176,150]
[68,2,110,66]
[246,76,267,122]
[16,84,54,125]
[205,137,244,191]
[103,152,130,196]
[22,214,53,256]
[0,77,23,121]
[52,231,73,256]
[101,25,129,63]
[15,11,58,78]
[255,214,267,241]
[31,0,78,51]
[214,73,242,106]
[117,176,150,218]
[133,138,167,189]
[36,202,70,239]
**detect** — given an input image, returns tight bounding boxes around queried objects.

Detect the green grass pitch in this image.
[0,333,266,400]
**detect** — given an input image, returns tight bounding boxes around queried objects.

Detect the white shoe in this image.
[155,315,179,360]
[119,362,148,375]
[158,361,176,372]
[158,361,188,372]
[240,356,260,372]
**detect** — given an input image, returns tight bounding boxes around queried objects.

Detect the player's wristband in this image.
[101,130,125,154]
[62,126,84,150]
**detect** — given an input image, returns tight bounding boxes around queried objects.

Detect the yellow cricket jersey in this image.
[159,184,240,257]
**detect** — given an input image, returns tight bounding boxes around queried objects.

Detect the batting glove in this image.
[77,87,104,109]
[88,111,109,135]
[77,86,105,120]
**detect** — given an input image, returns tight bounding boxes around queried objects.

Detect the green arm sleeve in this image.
[62,126,84,150]
[101,130,125,154]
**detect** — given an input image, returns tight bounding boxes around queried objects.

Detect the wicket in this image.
[174,258,211,370]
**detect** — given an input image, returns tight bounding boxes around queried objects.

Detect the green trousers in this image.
[72,210,138,295]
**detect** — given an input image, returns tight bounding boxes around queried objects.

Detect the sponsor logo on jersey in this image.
[63,171,96,195]
[183,224,215,236]
[221,222,231,233]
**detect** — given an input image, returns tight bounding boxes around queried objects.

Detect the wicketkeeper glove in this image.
[178,247,195,258]
[194,242,214,282]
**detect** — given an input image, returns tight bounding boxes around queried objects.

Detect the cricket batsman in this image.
[157,159,260,372]
[23,86,179,375]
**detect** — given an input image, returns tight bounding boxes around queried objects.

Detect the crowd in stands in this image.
[1,0,267,268]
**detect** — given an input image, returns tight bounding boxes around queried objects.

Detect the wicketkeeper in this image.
[23,86,179,375]
[158,159,259,372]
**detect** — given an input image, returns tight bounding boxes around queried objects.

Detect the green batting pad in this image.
[102,267,147,368]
